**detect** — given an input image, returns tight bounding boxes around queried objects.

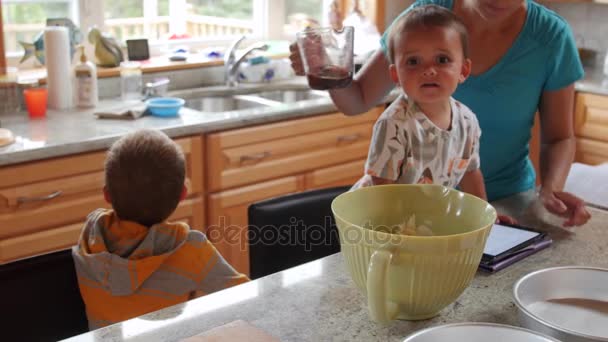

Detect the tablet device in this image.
[481,223,546,264]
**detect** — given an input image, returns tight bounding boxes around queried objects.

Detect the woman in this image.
[290,0,591,227]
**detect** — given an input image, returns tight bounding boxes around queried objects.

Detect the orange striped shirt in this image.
[72,209,249,329]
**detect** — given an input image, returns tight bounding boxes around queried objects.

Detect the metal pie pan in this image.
[513,266,608,342]
[403,322,561,341]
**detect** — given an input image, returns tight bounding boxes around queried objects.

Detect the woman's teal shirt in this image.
[380,0,584,200]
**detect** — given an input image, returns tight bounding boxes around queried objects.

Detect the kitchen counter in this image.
[1,66,606,167]
[576,66,608,96]
[62,191,608,342]
[0,79,351,167]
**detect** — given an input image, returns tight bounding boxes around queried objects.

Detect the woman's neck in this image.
[456,0,527,35]
[416,100,452,131]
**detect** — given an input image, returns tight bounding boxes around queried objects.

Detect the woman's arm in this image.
[538,84,591,226]
[289,45,394,116]
[328,50,395,116]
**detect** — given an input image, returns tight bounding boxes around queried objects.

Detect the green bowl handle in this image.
[367,249,399,323]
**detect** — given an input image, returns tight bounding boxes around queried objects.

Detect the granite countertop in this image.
[0,79,348,167]
[62,190,608,342]
[1,66,607,168]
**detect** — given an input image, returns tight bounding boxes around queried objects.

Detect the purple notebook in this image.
[479,237,553,273]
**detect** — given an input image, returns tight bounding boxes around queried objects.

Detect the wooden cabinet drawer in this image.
[576,138,608,165]
[0,135,203,261]
[206,108,381,192]
[0,196,204,264]
[207,176,303,276]
[305,159,365,190]
[575,93,608,143]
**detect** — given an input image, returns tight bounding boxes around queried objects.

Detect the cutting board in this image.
[181,320,281,342]
[564,163,608,211]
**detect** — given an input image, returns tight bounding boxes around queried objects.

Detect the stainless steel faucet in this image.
[143,78,170,99]
[224,36,269,87]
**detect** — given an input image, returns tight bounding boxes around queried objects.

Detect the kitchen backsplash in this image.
[539,1,608,68]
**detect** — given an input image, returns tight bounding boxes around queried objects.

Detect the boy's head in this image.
[387,5,471,105]
[104,129,186,226]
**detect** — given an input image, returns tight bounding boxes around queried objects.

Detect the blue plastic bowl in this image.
[145,97,185,117]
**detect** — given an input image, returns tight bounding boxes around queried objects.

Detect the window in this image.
[2,0,77,54]
[2,0,330,60]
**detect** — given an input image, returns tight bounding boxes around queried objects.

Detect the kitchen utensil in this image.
[145,97,184,117]
[514,266,608,342]
[403,322,562,342]
[296,26,354,90]
[331,184,496,323]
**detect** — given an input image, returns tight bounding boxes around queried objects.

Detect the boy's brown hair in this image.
[105,129,186,226]
[387,5,469,64]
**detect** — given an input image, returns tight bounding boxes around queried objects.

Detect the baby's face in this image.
[390,26,470,105]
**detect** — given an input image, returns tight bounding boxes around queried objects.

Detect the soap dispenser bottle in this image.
[74,45,98,108]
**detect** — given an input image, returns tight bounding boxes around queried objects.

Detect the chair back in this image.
[248,186,350,279]
[0,249,89,341]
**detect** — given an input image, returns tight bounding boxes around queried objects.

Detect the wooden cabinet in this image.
[304,159,365,190]
[206,108,381,192]
[207,176,304,276]
[574,92,608,165]
[205,107,383,275]
[0,135,204,263]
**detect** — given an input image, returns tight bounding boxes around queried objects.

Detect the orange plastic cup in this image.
[24,87,48,119]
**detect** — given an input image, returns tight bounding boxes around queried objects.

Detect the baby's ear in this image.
[389,64,399,84]
[459,58,472,83]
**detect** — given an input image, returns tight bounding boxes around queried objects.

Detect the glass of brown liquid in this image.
[296,26,354,90]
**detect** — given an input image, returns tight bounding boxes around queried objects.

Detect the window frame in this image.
[4,0,329,62]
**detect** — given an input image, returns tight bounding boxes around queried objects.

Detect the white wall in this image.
[540,1,608,68]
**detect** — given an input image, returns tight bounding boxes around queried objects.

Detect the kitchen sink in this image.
[174,85,329,113]
[183,95,273,112]
[250,89,328,103]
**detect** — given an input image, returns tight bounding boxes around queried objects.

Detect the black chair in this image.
[0,249,89,341]
[248,186,350,279]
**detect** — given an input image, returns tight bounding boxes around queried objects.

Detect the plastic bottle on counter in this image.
[74,45,98,108]
[120,61,143,101]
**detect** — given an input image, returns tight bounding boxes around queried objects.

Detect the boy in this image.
[72,129,248,329]
[353,5,513,223]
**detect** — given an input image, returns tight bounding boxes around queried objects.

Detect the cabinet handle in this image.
[17,190,62,204]
[337,134,361,143]
[240,151,271,164]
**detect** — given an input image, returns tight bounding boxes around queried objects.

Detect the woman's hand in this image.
[289,42,305,76]
[539,189,591,227]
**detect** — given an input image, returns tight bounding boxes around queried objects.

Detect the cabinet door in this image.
[574,93,608,164]
[207,176,303,276]
[305,159,365,190]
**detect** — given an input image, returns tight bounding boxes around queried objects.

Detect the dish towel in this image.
[94,101,148,120]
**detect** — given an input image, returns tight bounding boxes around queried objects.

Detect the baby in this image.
[353,5,514,224]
